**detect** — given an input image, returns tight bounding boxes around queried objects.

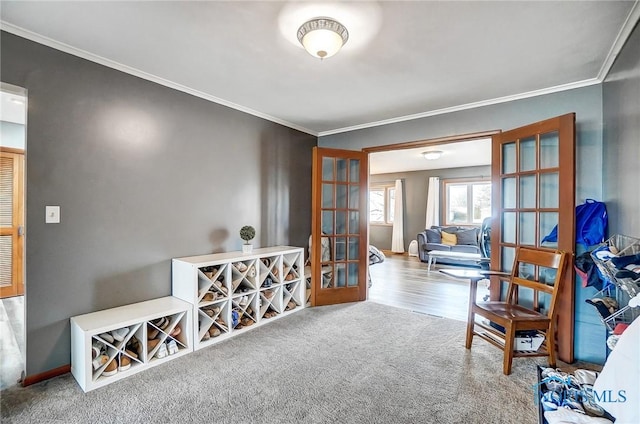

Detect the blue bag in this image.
[541,199,608,247]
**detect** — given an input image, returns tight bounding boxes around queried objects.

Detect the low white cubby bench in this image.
[172,246,305,351]
[70,296,193,392]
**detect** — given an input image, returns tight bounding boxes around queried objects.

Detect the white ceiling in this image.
[369,138,492,175]
[0,91,26,124]
[0,1,638,137]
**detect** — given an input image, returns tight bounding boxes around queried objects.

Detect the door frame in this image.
[362,130,501,154]
[0,81,28,386]
[1,82,27,300]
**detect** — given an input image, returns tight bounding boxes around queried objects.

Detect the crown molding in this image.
[318,78,601,137]
[597,0,640,81]
[0,21,318,137]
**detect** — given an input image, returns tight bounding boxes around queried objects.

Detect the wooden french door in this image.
[490,113,576,363]
[0,148,25,298]
[311,147,369,306]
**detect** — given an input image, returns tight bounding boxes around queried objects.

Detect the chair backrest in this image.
[506,247,569,319]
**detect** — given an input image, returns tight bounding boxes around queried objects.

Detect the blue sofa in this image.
[417,225,482,267]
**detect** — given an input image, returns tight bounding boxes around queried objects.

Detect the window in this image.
[369,183,395,225]
[443,179,491,225]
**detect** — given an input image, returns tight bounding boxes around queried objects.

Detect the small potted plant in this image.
[240,225,256,253]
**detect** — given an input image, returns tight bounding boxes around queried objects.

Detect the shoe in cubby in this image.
[283,281,302,312]
[91,341,119,381]
[258,286,282,317]
[200,302,223,320]
[102,357,118,377]
[198,300,229,342]
[231,260,257,294]
[282,252,302,281]
[167,339,179,356]
[198,310,214,342]
[285,299,299,312]
[259,286,282,320]
[161,312,189,352]
[197,264,229,304]
[147,311,188,360]
[121,325,145,364]
[120,346,141,370]
[212,313,229,335]
[96,323,138,351]
[259,256,281,287]
[118,350,137,372]
[99,324,142,368]
[208,325,222,338]
[155,342,169,359]
[232,293,257,330]
[262,306,279,319]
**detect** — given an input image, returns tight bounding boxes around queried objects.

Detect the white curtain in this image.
[425,176,440,228]
[391,179,405,253]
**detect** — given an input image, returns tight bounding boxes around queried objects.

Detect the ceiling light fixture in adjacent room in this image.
[297,17,349,59]
[422,151,443,160]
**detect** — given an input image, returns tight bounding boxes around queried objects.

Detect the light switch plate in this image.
[45,206,60,224]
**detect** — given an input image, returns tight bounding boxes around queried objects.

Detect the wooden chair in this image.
[465,247,569,375]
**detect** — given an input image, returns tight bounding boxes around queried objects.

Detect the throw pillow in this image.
[441,231,457,246]
[425,228,441,243]
[456,228,479,246]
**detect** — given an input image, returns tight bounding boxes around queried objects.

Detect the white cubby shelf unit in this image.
[172,246,305,350]
[71,296,193,392]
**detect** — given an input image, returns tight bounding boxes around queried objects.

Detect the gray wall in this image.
[321,86,604,203]
[1,32,316,376]
[603,22,640,236]
[370,165,490,251]
[321,84,606,363]
[0,121,25,149]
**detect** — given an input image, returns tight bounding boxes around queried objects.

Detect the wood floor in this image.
[368,254,489,322]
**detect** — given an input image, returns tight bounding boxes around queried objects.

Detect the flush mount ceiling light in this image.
[422,151,443,160]
[297,17,349,59]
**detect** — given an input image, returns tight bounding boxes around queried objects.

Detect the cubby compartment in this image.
[147,311,189,363]
[172,246,305,350]
[283,281,302,313]
[259,256,281,288]
[259,285,282,320]
[232,292,257,330]
[198,299,229,343]
[198,264,229,303]
[71,296,192,392]
[282,251,302,283]
[231,259,258,294]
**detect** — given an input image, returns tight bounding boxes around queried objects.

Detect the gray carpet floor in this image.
[0,302,544,423]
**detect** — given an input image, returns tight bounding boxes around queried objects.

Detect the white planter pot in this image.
[242,244,253,254]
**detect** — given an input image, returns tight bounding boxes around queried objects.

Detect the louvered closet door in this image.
[0,150,24,298]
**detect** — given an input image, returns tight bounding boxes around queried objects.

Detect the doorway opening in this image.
[363,131,496,319]
[1,83,27,389]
